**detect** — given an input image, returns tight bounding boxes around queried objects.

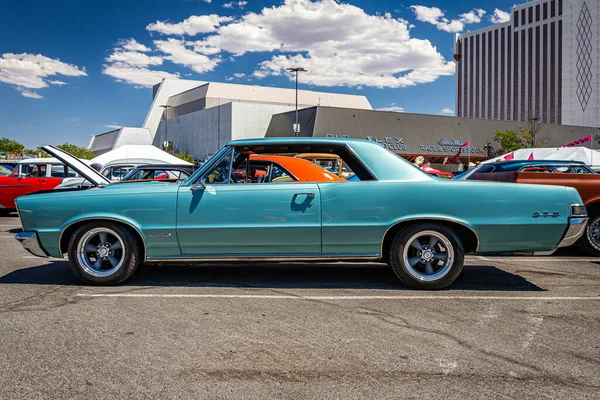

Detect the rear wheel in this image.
[389,223,464,290]
[576,213,600,256]
[68,222,141,285]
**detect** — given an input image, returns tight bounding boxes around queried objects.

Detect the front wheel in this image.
[576,213,600,256]
[68,222,142,285]
[389,223,464,290]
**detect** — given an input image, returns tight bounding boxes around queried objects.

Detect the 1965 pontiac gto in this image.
[15,139,587,289]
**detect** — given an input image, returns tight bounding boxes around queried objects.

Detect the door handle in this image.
[296,192,315,198]
[38,179,46,183]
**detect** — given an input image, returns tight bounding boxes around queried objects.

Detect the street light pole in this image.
[159,104,172,153]
[286,67,307,137]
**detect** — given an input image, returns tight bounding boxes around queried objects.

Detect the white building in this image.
[455,0,599,128]
[90,79,372,159]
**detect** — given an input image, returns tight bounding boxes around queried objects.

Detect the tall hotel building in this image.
[455,0,599,128]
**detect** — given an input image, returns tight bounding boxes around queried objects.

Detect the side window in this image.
[102,167,112,179]
[50,165,67,178]
[204,152,232,184]
[270,163,295,183]
[22,164,46,177]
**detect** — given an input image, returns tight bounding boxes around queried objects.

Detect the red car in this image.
[0,158,80,215]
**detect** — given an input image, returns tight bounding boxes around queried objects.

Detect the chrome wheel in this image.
[588,216,600,248]
[402,230,454,282]
[76,228,125,278]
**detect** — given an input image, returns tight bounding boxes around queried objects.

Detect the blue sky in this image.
[0,0,516,149]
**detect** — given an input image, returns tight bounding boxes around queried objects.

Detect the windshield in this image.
[183,146,230,186]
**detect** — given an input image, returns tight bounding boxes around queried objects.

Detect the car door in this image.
[176,149,321,256]
[8,163,49,205]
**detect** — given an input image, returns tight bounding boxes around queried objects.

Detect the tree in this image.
[519,117,549,148]
[0,137,25,153]
[176,151,195,164]
[55,143,95,160]
[493,130,525,153]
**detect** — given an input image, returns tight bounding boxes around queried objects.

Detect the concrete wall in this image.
[562,0,600,128]
[153,103,232,161]
[231,103,297,140]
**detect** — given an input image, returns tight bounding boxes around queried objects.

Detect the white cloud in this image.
[206,0,454,88]
[106,51,164,66]
[102,63,179,87]
[146,15,233,36]
[109,0,455,89]
[104,123,123,129]
[410,5,485,33]
[119,38,151,52]
[154,39,220,73]
[490,8,510,24]
[440,107,454,115]
[18,88,43,99]
[225,76,234,81]
[68,117,80,122]
[0,53,87,95]
[378,106,405,112]
[103,39,180,87]
[203,0,212,3]
[459,9,485,24]
[224,1,247,8]
[233,72,245,78]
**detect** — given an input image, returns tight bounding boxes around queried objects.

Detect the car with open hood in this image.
[14,139,587,289]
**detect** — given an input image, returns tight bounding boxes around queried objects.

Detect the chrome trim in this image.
[186,146,232,187]
[146,254,380,263]
[570,203,587,217]
[557,217,588,248]
[380,217,481,255]
[15,231,49,258]
[58,218,147,260]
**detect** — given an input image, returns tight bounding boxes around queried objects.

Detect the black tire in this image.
[389,223,464,290]
[575,214,600,256]
[67,222,142,285]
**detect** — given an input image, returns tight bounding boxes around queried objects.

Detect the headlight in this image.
[571,204,587,217]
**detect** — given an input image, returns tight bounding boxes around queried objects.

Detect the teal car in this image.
[15,139,588,289]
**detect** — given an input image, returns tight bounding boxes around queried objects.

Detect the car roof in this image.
[484,159,588,171]
[248,154,346,182]
[228,137,369,147]
[130,164,194,170]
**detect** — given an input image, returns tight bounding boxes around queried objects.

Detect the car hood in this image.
[42,145,110,187]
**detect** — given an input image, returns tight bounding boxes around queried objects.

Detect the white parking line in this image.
[76,294,600,300]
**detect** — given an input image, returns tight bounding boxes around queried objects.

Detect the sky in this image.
[0,0,517,149]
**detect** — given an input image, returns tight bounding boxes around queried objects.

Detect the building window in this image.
[535,25,540,121]
[543,2,548,19]
[515,10,519,27]
[528,28,533,119]
[550,22,556,123]
[559,0,563,16]
[475,34,480,118]
[536,4,541,21]
[463,37,468,118]
[470,36,474,118]
[551,0,556,18]
[558,20,562,124]
[501,27,506,119]
[529,6,533,23]
[488,32,492,118]
[508,26,512,120]
[521,31,526,120]
[543,24,548,123]
[522,9,526,26]
[494,29,499,120]
[514,30,519,120]
[482,32,486,118]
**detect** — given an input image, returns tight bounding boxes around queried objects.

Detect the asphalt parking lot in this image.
[1,213,599,399]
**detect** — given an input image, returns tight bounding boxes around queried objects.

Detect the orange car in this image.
[230,154,346,183]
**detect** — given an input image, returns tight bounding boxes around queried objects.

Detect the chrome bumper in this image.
[15,231,49,258]
[557,217,588,248]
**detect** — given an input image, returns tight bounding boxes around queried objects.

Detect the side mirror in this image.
[191,179,207,191]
